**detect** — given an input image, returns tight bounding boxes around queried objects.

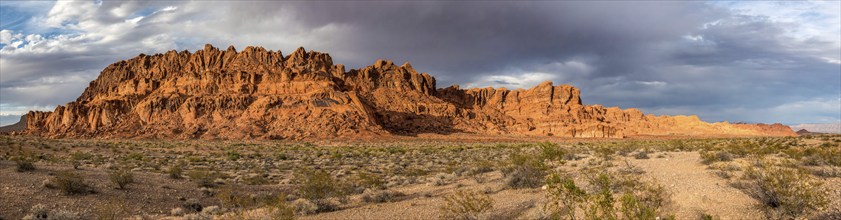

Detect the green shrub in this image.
[50,170,93,195]
[126,152,144,161]
[539,142,567,161]
[70,152,93,161]
[585,173,617,220]
[700,151,733,164]
[743,161,829,219]
[439,190,494,220]
[544,174,586,219]
[502,152,547,189]
[353,172,385,190]
[295,168,349,202]
[108,168,134,190]
[225,150,241,161]
[544,170,671,220]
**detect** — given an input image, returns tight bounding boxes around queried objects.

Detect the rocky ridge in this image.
[24,44,796,139]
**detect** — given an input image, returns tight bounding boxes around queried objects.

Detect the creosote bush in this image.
[295,168,350,201]
[544,173,586,219]
[543,169,672,220]
[742,160,829,219]
[539,142,568,161]
[503,151,548,189]
[439,190,494,220]
[108,168,134,190]
[49,170,94,195]
[293,168,351,213]
[700,151,733,165]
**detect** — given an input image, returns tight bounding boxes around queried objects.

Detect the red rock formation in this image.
[24,44,796,139]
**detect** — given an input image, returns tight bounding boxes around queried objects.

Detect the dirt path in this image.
[628,152,762,219]
[302,172,544,220]
[306,152,764,220]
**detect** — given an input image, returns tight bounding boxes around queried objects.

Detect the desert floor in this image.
[1,134,839,219]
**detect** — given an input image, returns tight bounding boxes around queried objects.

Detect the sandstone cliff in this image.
[24,44,796,139]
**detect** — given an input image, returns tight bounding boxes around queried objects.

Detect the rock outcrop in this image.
[24,44,796,139]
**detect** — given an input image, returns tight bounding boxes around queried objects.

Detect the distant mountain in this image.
[0,115,26,133]
[0,115,23,127]
[23,44,796,139]
[790,123,841,134]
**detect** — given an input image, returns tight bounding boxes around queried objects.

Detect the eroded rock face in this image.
[24,44,796,139]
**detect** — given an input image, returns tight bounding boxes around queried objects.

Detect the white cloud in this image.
[466,72,558,89]
[636,81,667,86]
[0,30,21,44]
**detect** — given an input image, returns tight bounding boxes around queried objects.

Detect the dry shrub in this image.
[22,204,81,220]
[292,199,318,215]
[187,170,221,188]
[361,190,405,203]
[168,163,184,179]
[15,156,36,172]
[216,187,257,209]
[223,194,295,220]
[439,190,494,220]
[94,199,127,220]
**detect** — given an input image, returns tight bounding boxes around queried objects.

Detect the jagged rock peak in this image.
[23,44,796,140]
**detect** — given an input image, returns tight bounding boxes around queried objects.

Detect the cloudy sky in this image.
[0,1,839,126]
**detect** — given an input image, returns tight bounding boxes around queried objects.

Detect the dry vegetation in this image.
[0,134,839,219]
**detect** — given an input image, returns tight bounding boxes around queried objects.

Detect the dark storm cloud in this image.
[0,1,838,125]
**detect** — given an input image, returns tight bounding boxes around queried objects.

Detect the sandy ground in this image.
[627,152,763,219]
[303,152,825,220]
